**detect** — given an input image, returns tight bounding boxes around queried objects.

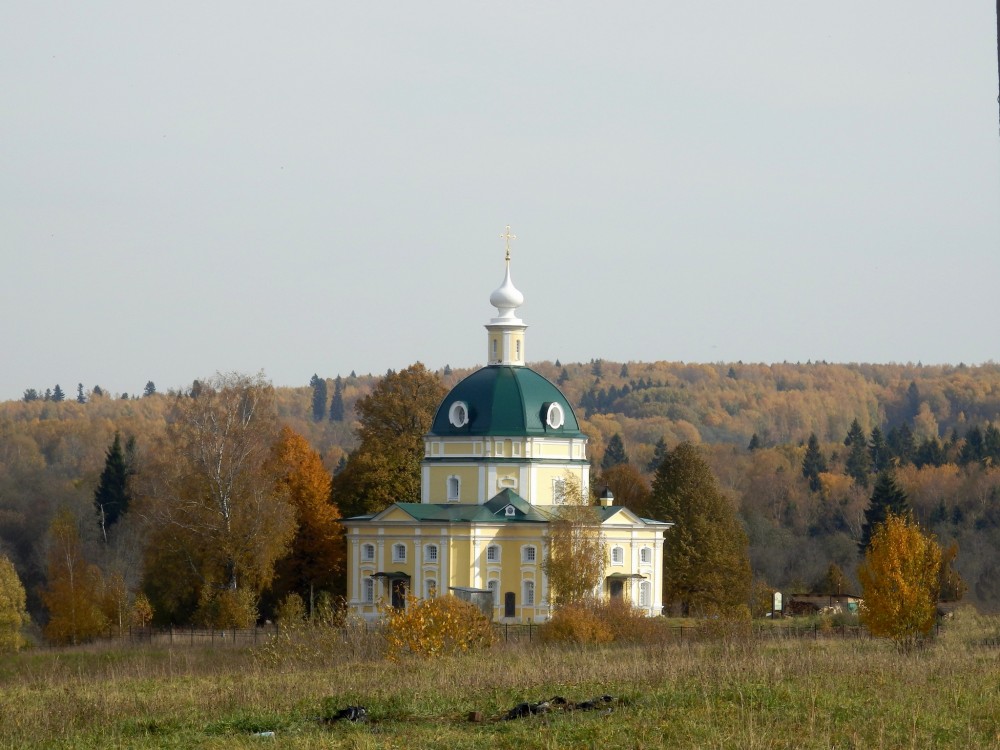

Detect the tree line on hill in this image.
[1,359,999,646]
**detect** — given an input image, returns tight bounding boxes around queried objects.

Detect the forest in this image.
[2,358,1000,640]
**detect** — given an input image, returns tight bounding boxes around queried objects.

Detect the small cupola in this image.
[485,226,527,366]
[598,487,615,507]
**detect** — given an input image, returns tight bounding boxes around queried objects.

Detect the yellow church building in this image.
[343,237,671,622]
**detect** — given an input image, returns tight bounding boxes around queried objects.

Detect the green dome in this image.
[431,366,583,438]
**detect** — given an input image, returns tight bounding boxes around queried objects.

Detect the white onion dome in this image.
[489,261,524,321]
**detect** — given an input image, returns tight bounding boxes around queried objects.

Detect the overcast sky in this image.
[3,2,999,401]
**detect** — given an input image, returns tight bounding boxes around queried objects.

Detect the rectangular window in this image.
[363,577,374,603]
[640,547,652,564]
[639,581,651,607]
[447,476,460,501]
[361,544,375,562]
[426,545,438,562]
[522,546,536,564]
[611,547,624,565]
[392,544,406,563]
[487,545,499,562]
[524,580,535,606]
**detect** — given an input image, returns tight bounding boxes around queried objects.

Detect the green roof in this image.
[430,365,582,437]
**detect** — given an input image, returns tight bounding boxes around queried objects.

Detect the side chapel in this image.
[344,233,671,622]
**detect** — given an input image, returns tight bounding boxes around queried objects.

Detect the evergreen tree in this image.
[984,424,1000,465]
[601,433,629,471]
[52,385,65,402]
[647,437,669,472]
[22,389,38,402]
[554,359,561,368]
[747,433,762,451]
[960,425,984,465]
[143,381,156,397]
[591,359,603,377]
[309,374,327,422]
[92,385,104,397]
[860,470,910,552]
[844,419,871,487]
[802,433,827,492]
[868,426,889,473]
[906,381,921,422]
[76,383,86,404]
[557,368,569,385]
[93,432,134,542]
[620,363,629,378]
[329,376,345,422]
[648,442,751,616]
[442,364,452,376]
[914,437,945,469]
[886,423,915,465]
[44,388,52,401]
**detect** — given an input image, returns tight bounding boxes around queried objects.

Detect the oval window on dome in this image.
[545,402,565,430]
[448,400,470,428]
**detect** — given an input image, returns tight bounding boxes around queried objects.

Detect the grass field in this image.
[1,609,998,749]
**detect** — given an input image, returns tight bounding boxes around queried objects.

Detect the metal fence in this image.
[100,623,279,647]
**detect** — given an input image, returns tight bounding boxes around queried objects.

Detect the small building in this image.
[343,243,671,622]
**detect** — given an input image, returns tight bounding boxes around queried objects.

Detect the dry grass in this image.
[0,608,998,748]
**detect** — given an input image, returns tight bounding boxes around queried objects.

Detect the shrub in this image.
[698,604,752,640]
[384,595,496,659]
[539,602,614,645]
[195,588,258,629]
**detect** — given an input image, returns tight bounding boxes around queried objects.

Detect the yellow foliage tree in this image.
[268,426,344,611]
[41,509,108,645]
[858,512,942,649]
[541,475,608,608]
[0,553,29,652]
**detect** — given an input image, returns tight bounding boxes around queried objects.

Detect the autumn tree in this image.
[860,471,910,553]
[267,426,344,613]
[331,363,446,517]
[649,442,751,616]
[139,373,296,625]
[93,432,135,542]
[599,462,652,517]
[0,553,29,653]
[309,374,327,422]
[41,509,108,645]
[801,433,827,492]
[858,512,941,649]
[937,541,967,602]
[542,476,607,608]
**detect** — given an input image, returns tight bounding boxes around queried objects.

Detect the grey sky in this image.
[3,2,999,401]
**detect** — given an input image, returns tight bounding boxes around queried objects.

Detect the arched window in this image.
[487,579,499,607]
[362,577,375,603]
[424,579,437,599]
[639,580,651,607]
[611,546,624,565]
[640,547,652,564]
[392,543,406,563]
[425,544,438,562]
[447,476,460,501]
[486,544,500,563]
[523,580,535,606]
[361,544,375,562]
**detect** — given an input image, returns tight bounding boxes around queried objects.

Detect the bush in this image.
[384,595,496,659]
[539,602,614,645]
[698,604,752,640]
[195,588,258,629]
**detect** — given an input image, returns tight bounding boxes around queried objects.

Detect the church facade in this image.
[343,241,670,622]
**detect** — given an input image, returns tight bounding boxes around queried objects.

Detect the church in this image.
[343,234,671,622]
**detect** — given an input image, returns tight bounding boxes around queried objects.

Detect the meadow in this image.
[1,609,998,749]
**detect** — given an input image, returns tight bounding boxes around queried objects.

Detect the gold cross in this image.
[499,225,516,262]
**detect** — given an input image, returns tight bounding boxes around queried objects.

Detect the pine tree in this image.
[984,424,1000,465]
[648,442,751,616]
[620,363,629,378]
[93,433,134,542]
[647,437,669,472]
[747,433,762,451]
[844,419,871,487]
[329,376,345,422]
[76,383,86,404]
[860,471,910,552]
[886,423,915,465]
[309,374,327,422]
[22,389,38,402]
[92,385,104,397]
[557,368,569,385]
[52,384,65,402]
[913,437,945,469]
[868,426,889,473]
[143,381,156,397]
[959,425,984,465]
[802,433,827,492]
[906,381,921,422]
[601,433,629,471]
